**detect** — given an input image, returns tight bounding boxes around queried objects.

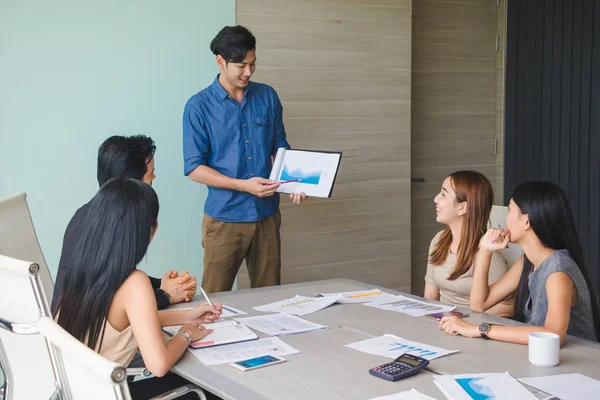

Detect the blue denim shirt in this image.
[183,75,290,222]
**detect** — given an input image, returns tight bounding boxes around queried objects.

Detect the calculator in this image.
[369,353,429,382]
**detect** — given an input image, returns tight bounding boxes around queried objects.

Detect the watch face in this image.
[480,323,491,333]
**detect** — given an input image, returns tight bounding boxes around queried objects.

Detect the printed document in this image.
[234,313,328,336]
[254,295,341,316]
[369,389,438,400]
[345,334,458,361]
[434,373,536,400]
[519,373,600,400]
[269,148,342,198]
[188,337,300,366]
[314,288,398,304]
[365,294,456,317]
[162,320,257,349]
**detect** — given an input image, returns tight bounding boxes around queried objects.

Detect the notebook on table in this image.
[162,320,258,349]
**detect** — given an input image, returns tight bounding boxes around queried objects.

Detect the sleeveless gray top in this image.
[522,249,597,342]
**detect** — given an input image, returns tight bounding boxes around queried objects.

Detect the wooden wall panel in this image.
[411,0,500,295]
[236,0,412,291]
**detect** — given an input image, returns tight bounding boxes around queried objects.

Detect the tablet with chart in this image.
[269,148,342,198]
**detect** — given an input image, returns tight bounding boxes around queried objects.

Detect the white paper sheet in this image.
[220,305,247,318]
[345,334,458,361]
[234,313,328,336]
[433,373,536,400]
[170,304,247,319]
[365,294,456,317]
[268,148,341,198]
[162,320,257,348]
[518,373,600,400]
[254,295,341,316]
[368,389,438,400]
[314,288,398,304]
[187,337,300,366]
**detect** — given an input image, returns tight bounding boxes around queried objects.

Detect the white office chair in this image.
[36,316,131,400]
[36,317,208,400]
[0,192,54,302]
[0,254,66,400]
[489,205,524,267]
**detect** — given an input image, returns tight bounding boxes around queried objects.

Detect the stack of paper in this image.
[188,337,300,366]
[254,295,341,316]
[365,294,456,317]
[519,373,600,400]
[433,373,536,400]
[314,288,398,304]
[235,313,327,336]
[368,389,438,400]
[345,334,458,361]
[162,320,257,349]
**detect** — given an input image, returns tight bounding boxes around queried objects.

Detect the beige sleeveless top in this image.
[424,231,508,307]
[95,321,138,366]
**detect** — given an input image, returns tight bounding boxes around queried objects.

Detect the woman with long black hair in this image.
[55,177,222,398]
[439,181,599,344]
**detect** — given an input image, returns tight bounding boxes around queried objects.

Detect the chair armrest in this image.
[126,367,152,377]
[150,384,207,400]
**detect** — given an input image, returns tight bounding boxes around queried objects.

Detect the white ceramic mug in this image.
[528,332,560,367]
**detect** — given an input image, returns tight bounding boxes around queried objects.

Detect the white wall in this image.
[0,0,235,280]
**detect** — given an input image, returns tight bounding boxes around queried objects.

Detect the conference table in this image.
[169,279,600,400]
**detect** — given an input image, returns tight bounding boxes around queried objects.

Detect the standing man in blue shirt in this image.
[183,25,306,293]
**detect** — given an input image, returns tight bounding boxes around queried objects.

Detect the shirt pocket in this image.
[255,115,274,128]
[255,115,275,142]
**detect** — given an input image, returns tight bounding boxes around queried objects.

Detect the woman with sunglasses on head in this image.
[440,181,599,344]
[424,170,511,316]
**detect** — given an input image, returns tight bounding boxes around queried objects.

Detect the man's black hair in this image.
[210,25,256,64]
[97,135,156,186]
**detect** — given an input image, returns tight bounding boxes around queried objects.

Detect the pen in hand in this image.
[199,286,214,308]
[265,179,301,187]
[492,224,506,243]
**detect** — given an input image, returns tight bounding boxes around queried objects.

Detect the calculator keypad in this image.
[373,362,411,375]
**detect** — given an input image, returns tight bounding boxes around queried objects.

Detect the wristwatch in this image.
[176,330,192,345]
[479,323,492,339]
[158,288,172,304]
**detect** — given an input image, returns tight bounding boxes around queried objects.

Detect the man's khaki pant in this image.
[201,211,282,293]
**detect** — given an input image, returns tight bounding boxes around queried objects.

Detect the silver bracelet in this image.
[175,331,191,346]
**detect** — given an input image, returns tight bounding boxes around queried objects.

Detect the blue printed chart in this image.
[433,373,537,400]
[280,164,322,185]
[268,148,341,198]
[345,334,458,361]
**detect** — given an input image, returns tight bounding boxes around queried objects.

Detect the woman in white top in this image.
[424,170,511,316]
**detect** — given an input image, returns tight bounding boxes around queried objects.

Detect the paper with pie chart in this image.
[269,148,342,198]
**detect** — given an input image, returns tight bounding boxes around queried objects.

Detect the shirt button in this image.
[243,123,247,127]
[248,156,252,160]
[246,140,249,144]
[250,173,254,176]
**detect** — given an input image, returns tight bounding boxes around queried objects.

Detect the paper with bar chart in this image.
[345,334,458,361]
[268,148,342,198]
[364,294,456,317]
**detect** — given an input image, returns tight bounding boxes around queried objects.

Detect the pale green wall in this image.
[0,0,235,281]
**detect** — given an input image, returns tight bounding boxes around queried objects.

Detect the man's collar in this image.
[211,74,251,101]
